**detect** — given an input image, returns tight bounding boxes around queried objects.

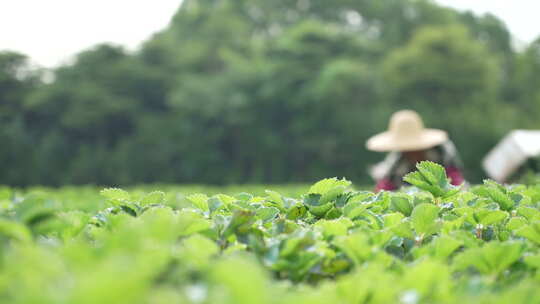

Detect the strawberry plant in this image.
[0,161,539,303]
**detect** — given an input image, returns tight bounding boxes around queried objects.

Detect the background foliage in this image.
[1,0,540,186]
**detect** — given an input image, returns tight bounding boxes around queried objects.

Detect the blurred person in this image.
[366,110,464,191]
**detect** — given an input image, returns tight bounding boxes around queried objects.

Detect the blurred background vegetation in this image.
[1,0,539,187]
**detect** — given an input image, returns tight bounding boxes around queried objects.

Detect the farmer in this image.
[366,110,465,191]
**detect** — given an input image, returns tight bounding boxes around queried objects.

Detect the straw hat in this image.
[366,110,448,152]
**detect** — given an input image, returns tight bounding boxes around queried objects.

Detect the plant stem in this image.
[475,224,484,239]
[415,234,424,246]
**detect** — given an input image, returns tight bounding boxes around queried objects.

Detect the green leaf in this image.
[335,193,352,208]
[404,171,443,196]
[308,178,351,195]
[324,207,342,219]
[453,241,524,275]
[309,203,333,218]
[0,187,12,201]
[417,161,448,188]
[180,234,219,268]
[100,188,129,200]
[524,254,540,269]
[506,217,528,231]
[0,219,32,242]
[383,212,405,227]
[286,204,307,220]
[100,188,130,206]
[474,210,508,226]
[411,203,441,236]
[517,206,540,221]
[476,180,515,211]
[235,192,253,202]
[215,194,236,207]
[15,201,57,226]
[265,190,284,208]
[403,161,459,198]
[390,195,413,216]
[222,209,256,238]
[303,193,333,217]
[441,215,465,233]
[141,191,165,206]
[315,218,353,239]
[334,232,371,265]
[319,186,348,205]
[186,193,209,212]
[433,235,463,259]
[255,207,280,223]
[342,201,369,219]
[347,191,374,203]
[303,193,323,206]
[516,222,540,244]
[177,211,212,237]
[390,220,414,239]
[210,255,271,304]
[205,197,222,214]
[402,260,452,300]
[279,230,317,258]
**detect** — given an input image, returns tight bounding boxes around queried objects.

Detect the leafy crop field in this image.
[1,162,540,303]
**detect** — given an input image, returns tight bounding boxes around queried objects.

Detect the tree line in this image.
[1,0,540,186]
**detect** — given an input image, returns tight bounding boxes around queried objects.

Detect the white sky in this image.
[0,0,538,68]
[436,0,539,43]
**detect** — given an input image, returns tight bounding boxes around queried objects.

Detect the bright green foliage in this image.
[474,209,508,225]
[516,221,540,245]
[302,178,355,219]
[1,166,540,303]
[404,161,460,198]
[186,193,210,212]
[411,203,441,237]
[453,241,525,275]
[390,194,414,216]
[141,191,165,206]
[474,180,516,210]
[0,219,32,242]
[100,188,130,201]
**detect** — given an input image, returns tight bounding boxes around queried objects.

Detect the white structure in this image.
[483,130,540,183]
